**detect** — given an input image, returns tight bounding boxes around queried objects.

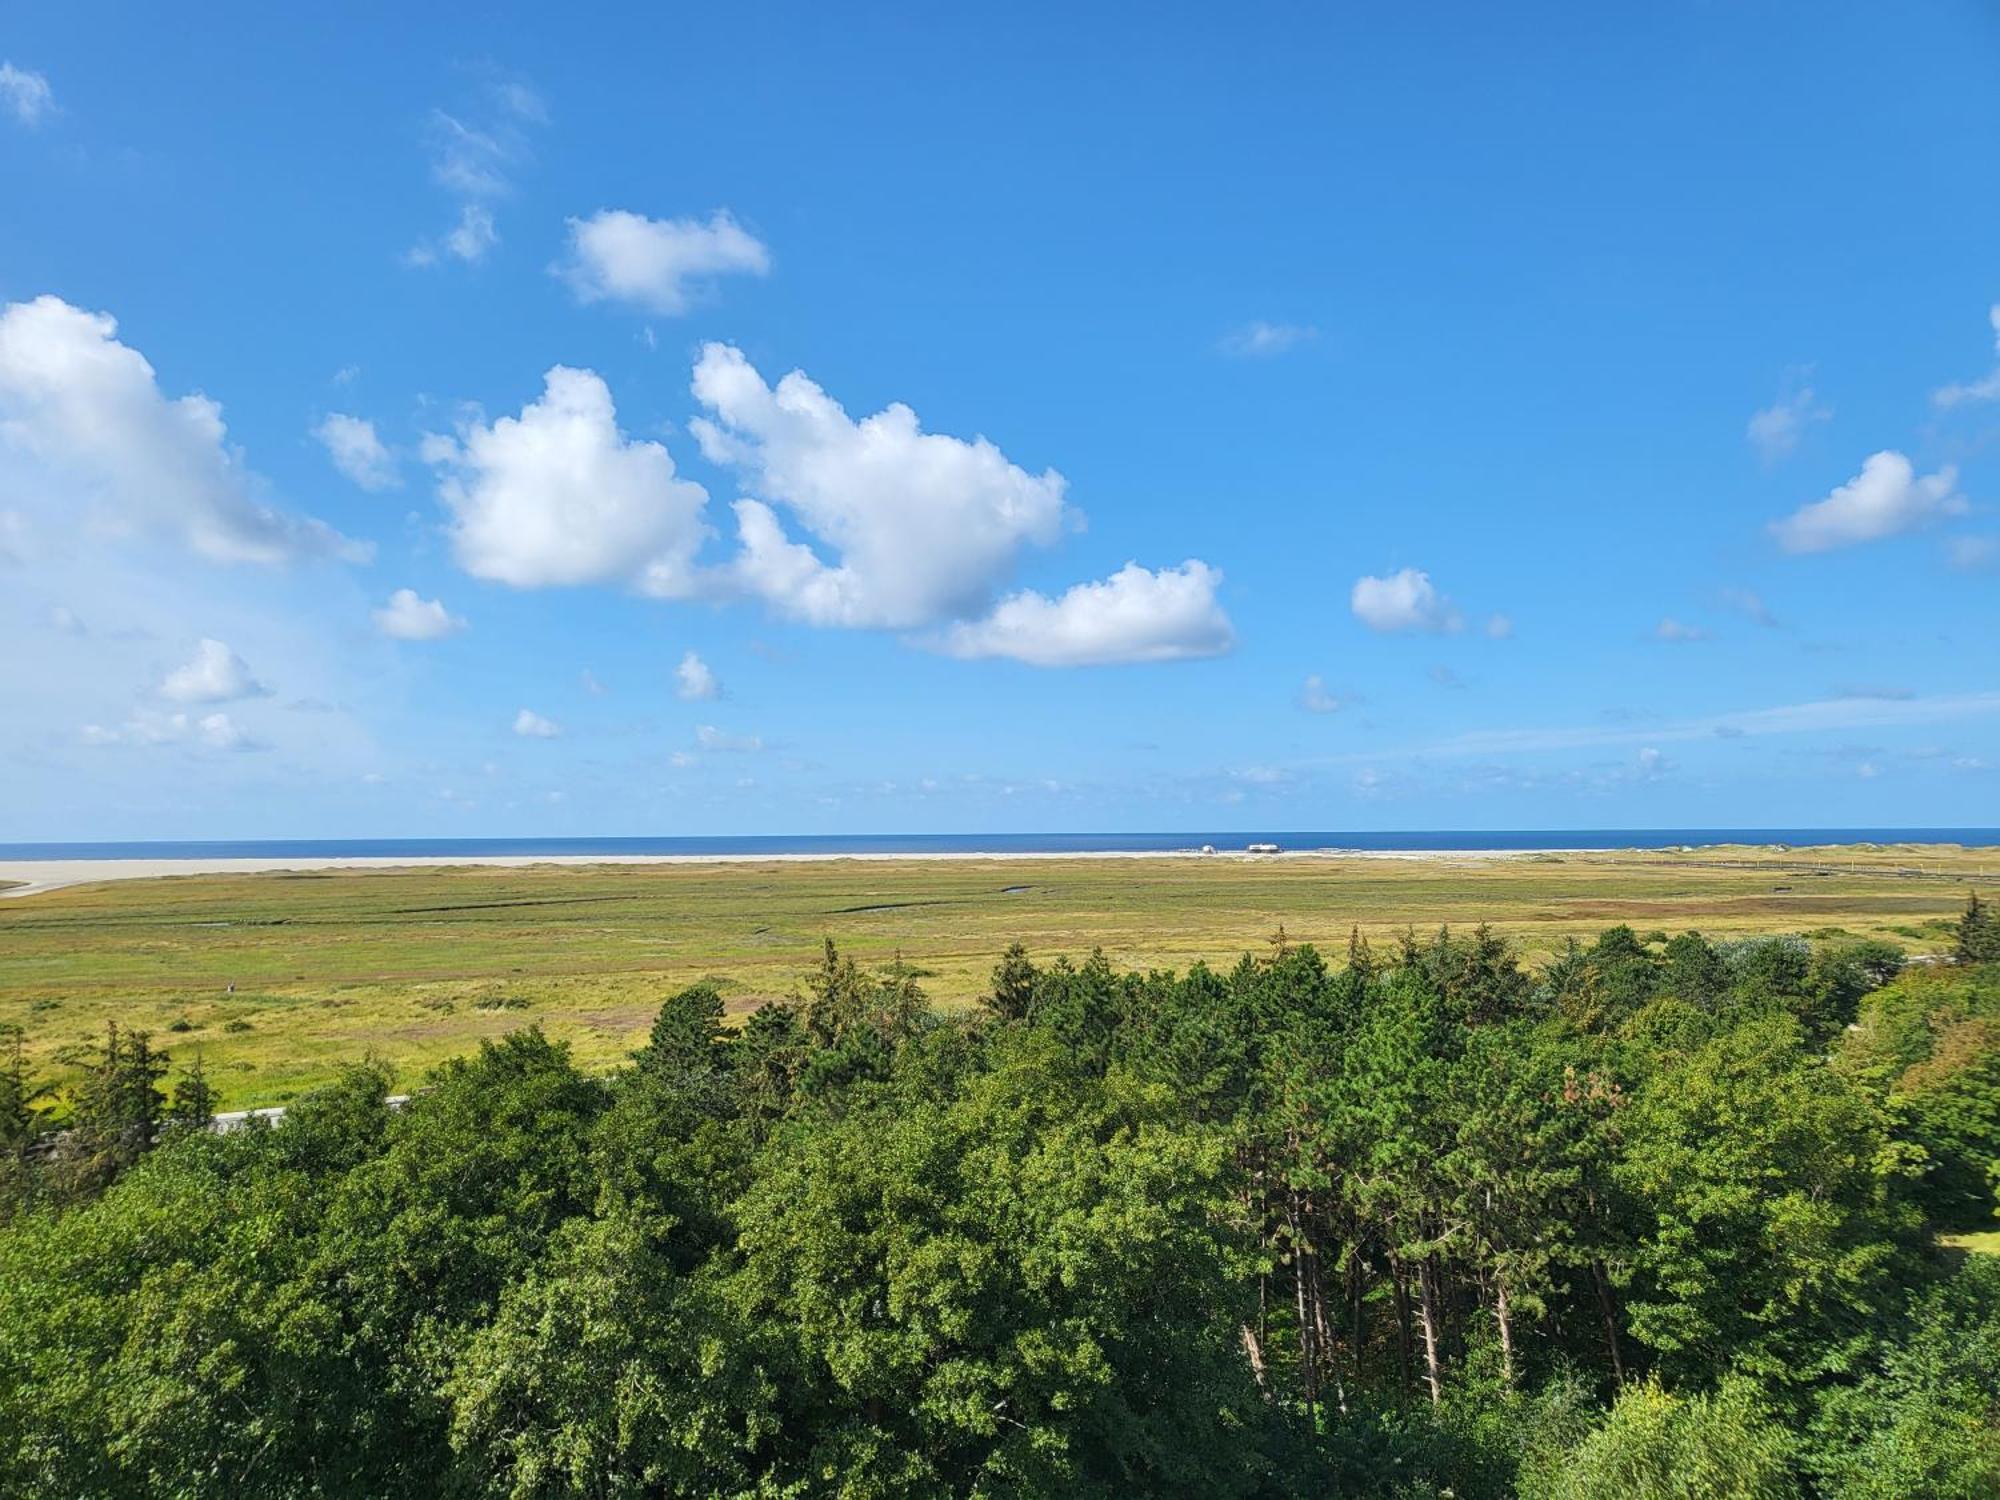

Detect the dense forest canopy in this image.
[2,894,1998,1498]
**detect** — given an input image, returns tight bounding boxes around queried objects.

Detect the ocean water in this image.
[0,829,1995,861]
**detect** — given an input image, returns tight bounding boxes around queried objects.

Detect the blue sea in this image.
[0,829,1995,861]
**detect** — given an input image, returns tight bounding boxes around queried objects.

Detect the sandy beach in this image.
[0,846,1555,900]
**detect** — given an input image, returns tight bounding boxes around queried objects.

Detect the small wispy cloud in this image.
[1718,587,1778,628]
[406,72,544,267]
[0,62,54,127]
[695,724,762,752]
[1947,535,1996,571]
[1933,304,2000,408]
[513,708,561,738]
[1298,674,1344,714]
[675,650,721,701]
[1218,320,1317,358]
[1746,376,1829,464]
[1654,617,1709,643]
[315,413,398,491]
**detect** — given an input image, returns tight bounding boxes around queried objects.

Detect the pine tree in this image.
[167,1052,218,1133]
[1953,891,2000,964]
[66,1022,169,1190]
[986,942,1038,1021]
[0,1026,38,1215]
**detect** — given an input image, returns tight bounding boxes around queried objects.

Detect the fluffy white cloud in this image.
[557,210,771,315]
[691,343,1071,629]
[1746,385,1829,463]
[0,296,368,565]
[159,638,268,703]
[373,588,465,640]
[315,412,397,490]
[0,63,52,126]
[1219,321,1316,358]
[1350,568,1462,633]
[1769,451,1966,553]
[938,560,1233,667]
[695,724,762,752]
[427,366,711,593]
[1933,305,2000,408]
[513,708,561,738]
[1299,675,1343,713]
[675,649,720,700]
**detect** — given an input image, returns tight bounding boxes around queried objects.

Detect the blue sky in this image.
[2,2,1997,840]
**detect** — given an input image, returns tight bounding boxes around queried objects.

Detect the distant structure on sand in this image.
[1246,842,1281,854]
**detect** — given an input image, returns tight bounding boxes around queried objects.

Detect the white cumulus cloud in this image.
[1769,451,1966,553]
[0,63,53,126]
[315,412,397,490]
[937,560,1233,667]
[557,210,771,315]
[690,343,1072,629]
[1351,568,1463,634]
[158,638,268,704]
[373,588,466,640]
[513,708,561,738]
[427,365,711,594]
[0,296,368,565]
[675,649,720,700]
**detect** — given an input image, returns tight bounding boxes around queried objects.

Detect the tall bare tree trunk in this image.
[1417,1256,1445,1405]
[1391,1257,1414,1396]
[1494,1273,1516,1388]
[1591,1258,1626,1388]
[1347,1242,1365,1388]
[1241,1324,1270,1392]
[1308,1247,1346,1414]
[1295,1249,1316,1429]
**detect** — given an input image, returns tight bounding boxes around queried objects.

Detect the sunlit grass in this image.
[2,842,1990,1107]
[1942,1230,2000,1257]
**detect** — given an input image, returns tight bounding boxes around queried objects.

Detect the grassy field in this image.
[3,843,1995,1107]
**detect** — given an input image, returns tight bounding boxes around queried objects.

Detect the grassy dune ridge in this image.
[2,843,1994,1107]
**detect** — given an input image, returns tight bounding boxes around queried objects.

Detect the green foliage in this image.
[1807,1256,2000,1498]
[0,923,1989,1495]
[53,1022,169,1197]
[1841,964,2000,1228]
[1522,1376,1800,1499]
[1616,1012,1922,1389]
